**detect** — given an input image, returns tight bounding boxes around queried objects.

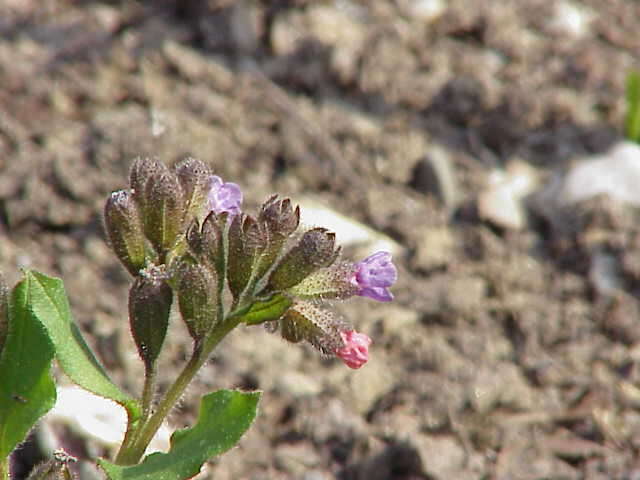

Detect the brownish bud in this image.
[177,262,218,342]
[277,302,349,355]
[259,195,300,239]
[227,214,268,298]
[26,449,77,480]
[174,157,211,219]
[104,190,147,275]
[129,269,172,369]
[129,157,167,207]
[267,228,340,291]
[142,170,185,255]
[201,212,224,270]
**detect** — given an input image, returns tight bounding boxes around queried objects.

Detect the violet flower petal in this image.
[207,175,242,215]
[352,251,397,302]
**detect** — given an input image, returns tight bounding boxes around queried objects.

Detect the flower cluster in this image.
[104,158,397,369]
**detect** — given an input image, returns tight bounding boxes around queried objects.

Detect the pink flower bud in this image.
[336,330,372,369]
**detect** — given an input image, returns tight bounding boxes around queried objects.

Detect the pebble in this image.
[411,145,460,212]
[549,1,595,38]
[470,363,535,413]
[561,141,640,206]
[46,386,171,453]
[408,0,447,24]
[413,434,466,480]
[413,226,454,270]
[275,371,323,398]
[478,160,540,230]
[297,197,403,256]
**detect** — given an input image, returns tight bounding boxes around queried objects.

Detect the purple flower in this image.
[336,330,372,369]
[351,251,397,302]
[207,175,242,216]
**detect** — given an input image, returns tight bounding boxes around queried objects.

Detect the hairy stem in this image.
[141,366,157,422]
[115,316,240,465]
[0,457,9,480]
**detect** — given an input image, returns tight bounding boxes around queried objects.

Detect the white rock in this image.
[478,160,539,230]
[409,0,447,23]
[589,250,623,296]
[561,142,640,206]
[47,386,171,453]
[276,371,323,398]
[549,1,595,38]
[297,198,403,256]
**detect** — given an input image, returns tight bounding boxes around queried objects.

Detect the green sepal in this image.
[239,294,293,325]
[267,228,340,291]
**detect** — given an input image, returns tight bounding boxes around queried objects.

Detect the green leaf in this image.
[99,389,260,480]
[626,71,640,143]
[25,271,139,418]
[0,277,56,460]
[240,294,292,325]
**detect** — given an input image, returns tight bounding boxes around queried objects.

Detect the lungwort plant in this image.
[0,158,397,479]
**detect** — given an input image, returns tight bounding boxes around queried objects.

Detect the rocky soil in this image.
[2,1,640,479]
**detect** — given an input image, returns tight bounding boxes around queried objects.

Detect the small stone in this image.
[561,141,640,206]
[470,363,534,413]
[413,226,455,271]
[276,371,322,398]
[549,1,595,38]
[375,305,420,336]
[413,435,466,480]
[410,145,459,212]
[589,250,623,297]
[46,386,170,453]
[342,353,395,415]
[297,197,403,256]
[274,443,321,476]
[478,160,540,230]
[408,0,447,23]
[442,276,486,316]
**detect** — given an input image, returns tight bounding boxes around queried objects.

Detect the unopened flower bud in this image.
[227,214,267,298]
[26,449,77,480]
[177,262,218,342]
[267,228,340,291]
[129,157,167,207]
[259,195,300,239]
[277,302,349,355]
[288,262,359,300]
[201,212,225,272]
[104,190,147,275]
[336,330,371,369]
[254,196,300,279]
[142,170,185,255]
[175,157,211,219]
[129,269,172,369]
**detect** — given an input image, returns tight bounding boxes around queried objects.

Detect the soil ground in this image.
[2,1,640,479]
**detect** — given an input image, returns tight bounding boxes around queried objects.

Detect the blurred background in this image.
[2,0,640,478]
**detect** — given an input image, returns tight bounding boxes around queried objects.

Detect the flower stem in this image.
[141,366,157,422]
[0,457,9,480]
[115,316,241,465]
